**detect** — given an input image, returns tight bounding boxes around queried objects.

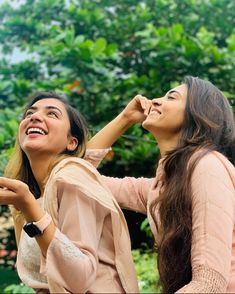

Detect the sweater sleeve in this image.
[85,148,153,214]
[101,175,153,214]
[177,153,235,293]
[85,148,111,167]
[40,181,106,293]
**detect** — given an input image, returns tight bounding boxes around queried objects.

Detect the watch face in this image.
[23,223,42,238]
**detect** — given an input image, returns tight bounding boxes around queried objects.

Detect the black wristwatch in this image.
[23,212,52,238]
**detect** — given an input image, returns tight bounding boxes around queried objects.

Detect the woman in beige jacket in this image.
[87,76,235,293]
[0,92,138,293]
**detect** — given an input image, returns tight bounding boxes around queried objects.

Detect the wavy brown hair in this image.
[149,76,235,293]
[5,91,89,199]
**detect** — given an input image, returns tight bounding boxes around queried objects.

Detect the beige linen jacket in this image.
[16,157,139,293]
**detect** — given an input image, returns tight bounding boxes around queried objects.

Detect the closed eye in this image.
[166,96,175,100]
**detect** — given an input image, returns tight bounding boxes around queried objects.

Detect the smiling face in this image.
[19,98,78,160]
[142,84,188,140]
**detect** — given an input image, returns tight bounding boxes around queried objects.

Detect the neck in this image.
[27,153,56,193]
[154,134,179,157]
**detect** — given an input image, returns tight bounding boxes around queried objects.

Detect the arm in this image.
[101,175,153,214]
[87,95,151,149]
[177,153,235,293]
[40,181,104,293]
[0,178,56,256]
[2,173,106,292]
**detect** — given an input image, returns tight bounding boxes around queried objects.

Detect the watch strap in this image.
[32,212,52,232]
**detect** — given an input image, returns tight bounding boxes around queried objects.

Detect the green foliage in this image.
[140,217,153,239]
[0,0,234,177]
[0,107,20,176]
[0,267,20,292]
[132,248,160,293]
[3,283,34,294]
[0,0,234,288]
[1,250,158,293]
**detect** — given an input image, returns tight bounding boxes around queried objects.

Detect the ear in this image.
[67,136,78,152]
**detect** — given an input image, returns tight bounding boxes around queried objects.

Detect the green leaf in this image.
[170,23,183,42]
[64,29,75,47]
[94,38,107,56]
[0,133,4,146]
[106,43,117,56]
[196,27,215,47]
[5,120,19,137]
[51,42,65,54]
[74,35,85,46]
[226,33,235,51]
[78,47,92,61]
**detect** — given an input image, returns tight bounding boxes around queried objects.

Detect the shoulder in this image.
[50,157,99,183]
[191,151,235,204]
[55,156,96,172]
[46,157,117,211]
[45,156,102,196]
[193,151,235,179]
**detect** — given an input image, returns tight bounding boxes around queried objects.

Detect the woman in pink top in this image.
[0,92,139,293]
[87,76,235,293]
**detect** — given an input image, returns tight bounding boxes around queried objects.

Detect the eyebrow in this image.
[167,90,182,97]
[27,105,63,115]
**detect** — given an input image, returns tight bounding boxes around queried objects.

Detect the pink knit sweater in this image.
[86,150,235,293]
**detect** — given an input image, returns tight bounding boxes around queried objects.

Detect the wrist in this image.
[118,111,135,130]
[19,197,45,223]
[23,211,52,238]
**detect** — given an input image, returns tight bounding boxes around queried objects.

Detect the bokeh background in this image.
[0,0,234,292]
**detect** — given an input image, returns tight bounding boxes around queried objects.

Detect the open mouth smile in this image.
[26,127,47,135]
[149,108,161,115]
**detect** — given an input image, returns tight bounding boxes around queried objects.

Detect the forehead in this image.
[30,98,67,113]
[169,84,188,99]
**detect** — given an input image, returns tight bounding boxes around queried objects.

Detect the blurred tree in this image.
[0,0,234,260]
[0,0,234,176]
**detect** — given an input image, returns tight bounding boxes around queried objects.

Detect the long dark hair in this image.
[150,76,235,292]
[5,91,89,198]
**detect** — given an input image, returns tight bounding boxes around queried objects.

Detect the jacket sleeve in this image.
[177,153,235,293]
[40,181,106,293]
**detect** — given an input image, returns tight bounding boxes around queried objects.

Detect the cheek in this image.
[175,111,186,128]
[55,123,71,143]
[18,121,26,141]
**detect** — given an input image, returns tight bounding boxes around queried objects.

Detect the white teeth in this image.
[149,110,159,115]
[27,127,46,135]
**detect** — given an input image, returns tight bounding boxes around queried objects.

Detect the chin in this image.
[22,144,43,155]
[142,120,160,139]
[142,119,152,131]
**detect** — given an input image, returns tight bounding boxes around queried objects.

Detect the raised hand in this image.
[121,94,152,124]
[87,94,152,149]
[0,177,35,213]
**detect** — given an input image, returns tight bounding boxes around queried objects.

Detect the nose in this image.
[152,97,163,106]
[29,111,43,122]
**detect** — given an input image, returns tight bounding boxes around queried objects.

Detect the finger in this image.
[0,186,8,191]
[0,177,21,192]
[143,100,152,115]
[0,189,17,205]
[139,96,151,115]
[133,94,144,105]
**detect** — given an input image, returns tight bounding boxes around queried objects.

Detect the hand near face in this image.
[0,177,35,212]
[122,94,152,124]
